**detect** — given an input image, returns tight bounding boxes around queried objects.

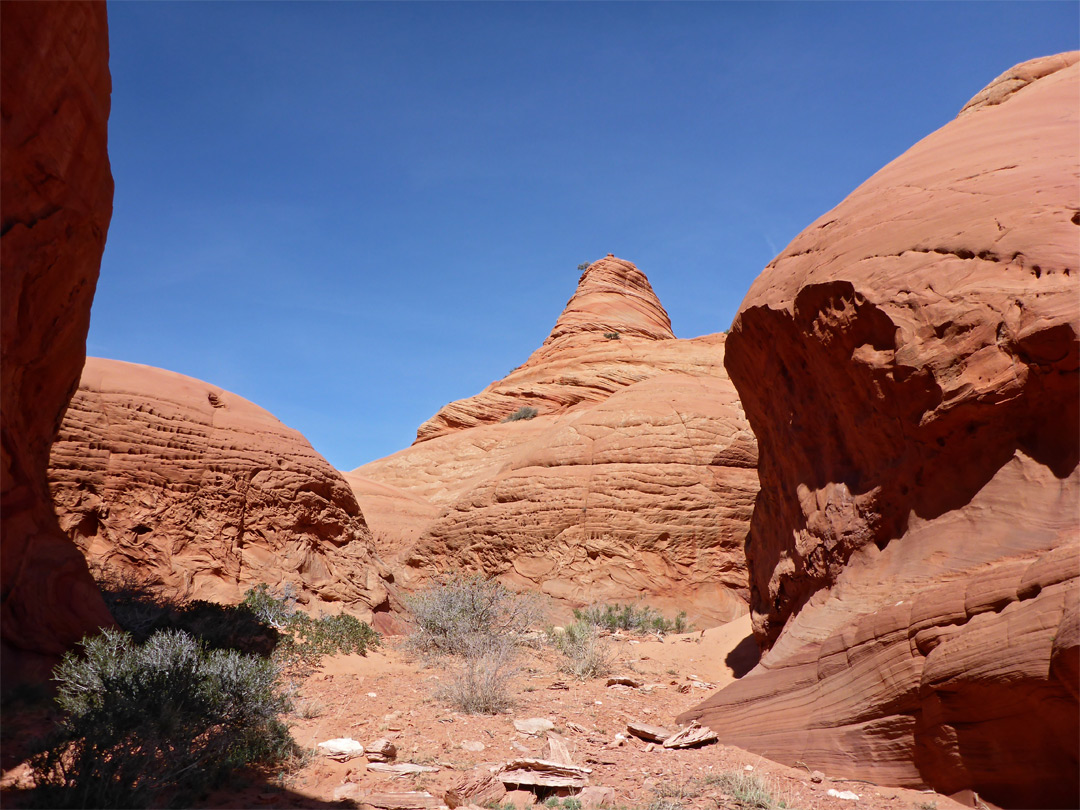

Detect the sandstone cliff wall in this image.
[680,53,1079,808]
[1,2,117,683]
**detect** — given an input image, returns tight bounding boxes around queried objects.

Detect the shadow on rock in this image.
[725,633,760,678]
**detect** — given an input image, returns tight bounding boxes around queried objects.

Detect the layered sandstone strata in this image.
[353,257,758,626]
[49,358,396,624]
[680,53,1079,808]
[1,2,117,682]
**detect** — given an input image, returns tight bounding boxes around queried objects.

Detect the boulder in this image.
[0,1,116,686]
[48,358,394,617]
[679,53,1080,809]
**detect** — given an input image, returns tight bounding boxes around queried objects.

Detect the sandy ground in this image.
[155,617,973,810]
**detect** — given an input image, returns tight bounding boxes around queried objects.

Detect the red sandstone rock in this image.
[416,258,707,443]
[1,2,116,682]
[49,358,396,619]
[353,257,757,626]
[680,53,1080,808]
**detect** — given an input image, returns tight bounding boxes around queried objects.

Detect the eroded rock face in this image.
[49,358,395,621]
[353,257,757,626]
[680,53,1079,807]
[1,2,116,680]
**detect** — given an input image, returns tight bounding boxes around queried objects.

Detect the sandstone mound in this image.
[680,53,1079,808]
[1,2,116,685]
[417,256,708,443]
[353,257,757,626]
[49,358,396,621]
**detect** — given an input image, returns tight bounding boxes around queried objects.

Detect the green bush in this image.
[279,611,380,669]
[573,602,690,635]
[603,331,620,340]
[407,572,539,657]
[242,582,297,628]
[32,629,293,809]
[502,405,539,423]
[548,620,614,680]
[236,584,379,672]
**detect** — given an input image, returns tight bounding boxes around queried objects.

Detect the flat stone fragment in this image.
[366,738,398,762]
[359,792,443,810]
[444,773,506,809]
[513,718,555,736]
[541,732,573,765]
[495,758,592,788]
[367,762,440,775]
[661,722,718,749]
[579,786,617,809]
[317,738,364,761]
[827,789,860,801]
[626,721,672,743]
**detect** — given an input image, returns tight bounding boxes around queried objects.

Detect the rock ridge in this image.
[353,258,758,627]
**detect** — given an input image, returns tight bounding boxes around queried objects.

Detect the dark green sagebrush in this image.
[32,629,294,809]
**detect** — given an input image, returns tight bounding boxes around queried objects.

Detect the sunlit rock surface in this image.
[680,53,1080,808]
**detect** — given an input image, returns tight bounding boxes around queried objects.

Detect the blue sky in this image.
[89,1,1078,470]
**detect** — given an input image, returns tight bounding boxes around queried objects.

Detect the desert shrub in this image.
[573,602,690,635]
[603,331,620,340]
[32,628,293,809]
[577,262,591,272]
[715,771,778,809]
[548,620,614,680]
[436,636,518,714]
[237,584,379,672]
[242,581,298,628]
[407,572,540,656]
[502,405,539,423]
[279,611,380,669]
[99,575,278,655]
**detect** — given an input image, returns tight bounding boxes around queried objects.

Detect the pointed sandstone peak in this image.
[545,255,674,344]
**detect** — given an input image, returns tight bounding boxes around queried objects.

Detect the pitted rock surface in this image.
[49,358,395,620]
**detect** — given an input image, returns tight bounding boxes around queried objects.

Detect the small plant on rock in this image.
[502,405,539,423]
